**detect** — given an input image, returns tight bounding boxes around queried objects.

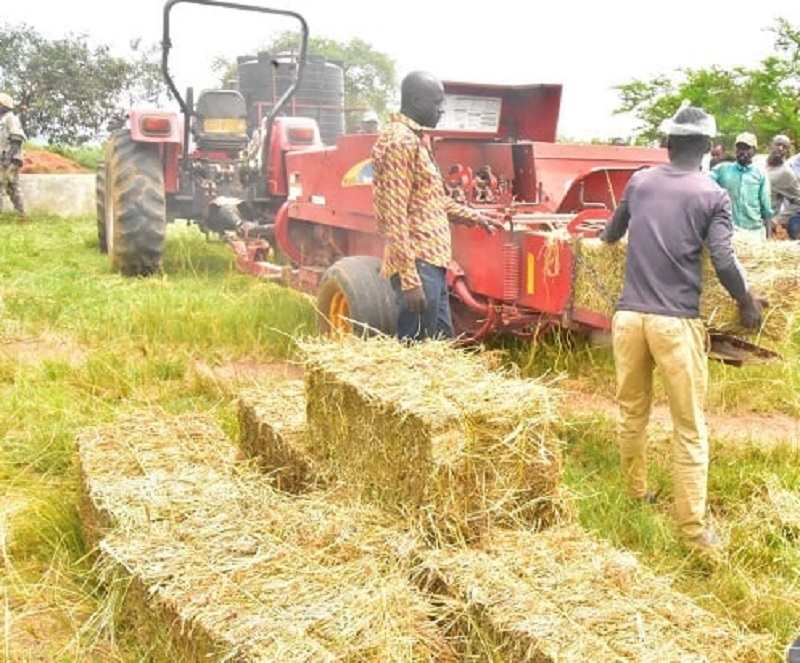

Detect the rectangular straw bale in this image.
[237,380,319,492]
[300,337,571,544]
[571,236,626,319]
[77,411,457,662]
[572,236,800,340]
[416,524,774,661]
[700,240,800,338]
[76,414,236,544]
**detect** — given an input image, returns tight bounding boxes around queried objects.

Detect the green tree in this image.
[214,32,397,132]
[614,17,800,148]
[0,23,167,145]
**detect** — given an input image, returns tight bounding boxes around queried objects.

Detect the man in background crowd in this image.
[710,132,773,240]
[765,134,800,239]
[709,143,733,168]
[0,92,27,220]
[359,111,380,134]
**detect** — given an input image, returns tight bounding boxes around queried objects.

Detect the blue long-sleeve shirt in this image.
[709,161,773,232]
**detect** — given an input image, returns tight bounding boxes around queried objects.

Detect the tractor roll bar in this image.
[161,0,309,149]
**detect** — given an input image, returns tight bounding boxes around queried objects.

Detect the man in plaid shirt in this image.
[371,71,500,341]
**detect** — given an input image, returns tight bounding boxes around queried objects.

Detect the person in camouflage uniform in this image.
[0,92,27,219]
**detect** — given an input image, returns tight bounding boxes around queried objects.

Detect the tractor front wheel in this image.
[316,256,397,337]
[103,130,166,276]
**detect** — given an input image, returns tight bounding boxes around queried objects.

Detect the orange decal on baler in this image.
[526,253,535,294]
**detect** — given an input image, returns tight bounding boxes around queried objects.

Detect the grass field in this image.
[1,211,798,660]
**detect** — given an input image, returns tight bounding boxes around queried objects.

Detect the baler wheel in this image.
[316,256,397,337]
[103,129,166,276]
[95,161,107,253]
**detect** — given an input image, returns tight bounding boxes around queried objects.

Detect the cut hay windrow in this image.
[300,336,572,544]
[77,413,458,662]
[238,380,320,493]
[416,525,775,661]
[572,236,800,340]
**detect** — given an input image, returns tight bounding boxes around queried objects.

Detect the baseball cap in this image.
[735,132,758,148]
[362,111,379,123]
[0,92,14,109]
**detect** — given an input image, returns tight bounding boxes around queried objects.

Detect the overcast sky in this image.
[4,0,800,139]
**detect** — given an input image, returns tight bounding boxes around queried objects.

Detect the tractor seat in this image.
[193,89,249,152]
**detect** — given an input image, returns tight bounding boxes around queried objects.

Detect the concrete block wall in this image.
[11,174,96,218]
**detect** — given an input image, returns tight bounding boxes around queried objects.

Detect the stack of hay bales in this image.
[77,339,778,660]
[572,235,800,340]
[299,336,570,543]
[77,412,458,662]
[235,337,776,660]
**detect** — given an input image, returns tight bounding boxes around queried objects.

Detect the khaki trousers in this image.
[612,311,709,538]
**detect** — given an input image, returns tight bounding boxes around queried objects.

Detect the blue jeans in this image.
[390,260,454,341]
[788,210,800,240]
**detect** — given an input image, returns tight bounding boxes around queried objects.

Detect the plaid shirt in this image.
[371,113,483,290]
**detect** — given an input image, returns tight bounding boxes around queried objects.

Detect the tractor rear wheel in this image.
[103,130,166,276]
[316,256,397,337]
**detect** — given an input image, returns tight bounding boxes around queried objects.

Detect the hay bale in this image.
[572,236,800,340]
[76,412,458,662]
[237,381,320,492]
[416,525,774,661]
[700,240,800,338]
[300,336,571,544]
[572,237,625,319]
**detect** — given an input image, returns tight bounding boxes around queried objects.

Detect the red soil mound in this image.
[20,149,91,174]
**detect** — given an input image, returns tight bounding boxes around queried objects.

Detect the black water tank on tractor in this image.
[237,51,345,146]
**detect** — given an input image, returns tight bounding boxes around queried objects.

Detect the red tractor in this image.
[97,0,321,276]
[98,0,695,350]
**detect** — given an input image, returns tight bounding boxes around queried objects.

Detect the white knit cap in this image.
[658,100,717,137]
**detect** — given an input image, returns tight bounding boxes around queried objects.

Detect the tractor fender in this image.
[128,109,183,145]
[273,201,303,263]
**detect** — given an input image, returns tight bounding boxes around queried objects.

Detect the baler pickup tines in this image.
[708,332,781,367]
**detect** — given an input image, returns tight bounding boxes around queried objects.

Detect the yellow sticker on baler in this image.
[527,253,535,294]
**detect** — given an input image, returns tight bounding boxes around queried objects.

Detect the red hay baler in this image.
[231,79,668,343]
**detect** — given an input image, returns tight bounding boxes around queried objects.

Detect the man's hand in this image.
[475,215,504,235]
[737,291,767,330]
[402,286,427,315]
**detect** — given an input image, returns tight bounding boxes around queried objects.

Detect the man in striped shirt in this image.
[371,71,500,341]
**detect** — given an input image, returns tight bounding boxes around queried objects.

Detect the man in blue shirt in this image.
[710,132,773,240]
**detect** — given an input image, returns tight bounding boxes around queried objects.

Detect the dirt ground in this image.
[561,388,799,445]
[192,354,798,445]
[19,148,90,174]
[3,334,795,444]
